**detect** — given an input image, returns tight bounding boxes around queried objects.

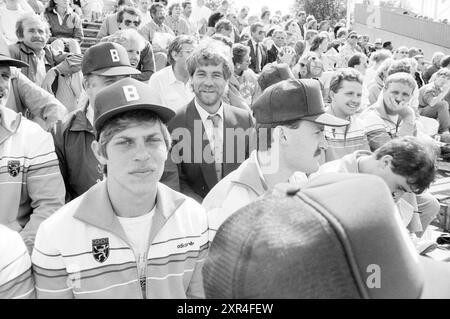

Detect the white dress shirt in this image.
[147,66,194,113]
[194,99,224,153]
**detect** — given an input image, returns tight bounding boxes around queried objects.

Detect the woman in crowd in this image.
[44,0,83,43]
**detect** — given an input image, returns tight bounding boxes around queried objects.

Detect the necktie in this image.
[207,114,223,182]
[255,43,261,73]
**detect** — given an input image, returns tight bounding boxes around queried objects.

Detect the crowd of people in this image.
[1,0,450,299]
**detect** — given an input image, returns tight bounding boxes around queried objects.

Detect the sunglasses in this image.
[124,19,140,27]
[350,35,358,39]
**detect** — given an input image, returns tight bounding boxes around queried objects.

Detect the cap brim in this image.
[0,56,29,68]
[94,103,176,135]
[90,66,141,76]
[419,256,450,298]
[302,113,349,127]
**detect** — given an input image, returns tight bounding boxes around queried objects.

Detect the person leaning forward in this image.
[203,78,349,240]
[32,78,209,299]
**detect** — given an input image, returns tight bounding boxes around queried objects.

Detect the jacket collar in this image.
[229,151,268,196]
[74,180,186,244]
[0,106,21,144]
[69,104,94,133]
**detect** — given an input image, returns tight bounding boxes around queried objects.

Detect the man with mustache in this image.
[140,2,175,71]
[9,14,78,87]
[322,68,370,162]
[203,78,349,240]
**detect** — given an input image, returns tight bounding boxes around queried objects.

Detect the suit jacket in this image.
[247,39,268,74]
[267,44,279,63]
[168,99,254,201]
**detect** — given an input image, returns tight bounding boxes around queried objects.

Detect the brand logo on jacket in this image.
[177,241,194,249]
[92,238,110,263]
[7,160,21,177]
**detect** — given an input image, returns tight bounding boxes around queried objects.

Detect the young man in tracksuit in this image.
[32,78,209,299]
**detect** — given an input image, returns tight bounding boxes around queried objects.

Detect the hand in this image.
[386,95,414,119]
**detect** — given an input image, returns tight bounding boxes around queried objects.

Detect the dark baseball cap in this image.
[94,78,175,137]
[81,42,141,76]
[203,173,450,298]
[252,79,349,127]
[258,63,295,91]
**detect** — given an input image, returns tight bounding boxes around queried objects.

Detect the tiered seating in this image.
[81,21,102,54]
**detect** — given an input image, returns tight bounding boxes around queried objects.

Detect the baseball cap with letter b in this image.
[94,78,175,137]
[81,42,141,76]
[252,79,349,127]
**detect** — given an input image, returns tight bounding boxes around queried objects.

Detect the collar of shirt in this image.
[194,98,224,124]
[253,150,269,192]
[0,106,21,144]
[53,8,69,25]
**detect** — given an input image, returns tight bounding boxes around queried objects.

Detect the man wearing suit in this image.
[267,29,287,63]
[248,22,268,74]
[169,45,254,202]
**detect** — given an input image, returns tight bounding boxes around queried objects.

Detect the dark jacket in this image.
[168,99,254,201]
[267,44,279,63]
[52,105,180,202]
[8,42,62,83]
[247,39,268,74]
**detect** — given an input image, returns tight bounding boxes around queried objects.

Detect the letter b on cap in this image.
[110,49,120,62]
[123,85,139,102]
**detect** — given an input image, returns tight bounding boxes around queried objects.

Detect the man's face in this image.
[172,5,181,19]
[331,80,362,118]
[219,26,233,38]
[84,75,128,102]
[273,32,286,48]
[227,13,238,26]
[348,34,358,46]
[0,66,11,106]
[374,156,413,202]
[191,63,227,110]
[237,53,251,71]
[152,7,166,25]
[395,47,409,60]
[382,82,414,115]
[21,19,49,52]
[251,26,265,43]
[94,122,168,196]
[297,13,306,25]
[416,57,426,73]
[281,120,327,174]
[435,75,450,88]
[139,0,150,12]
[183,3,192,17]
[119,12,141,30]
[173,43,195,70]
[126,43,141,68]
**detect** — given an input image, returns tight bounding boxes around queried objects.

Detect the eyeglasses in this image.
[124,19,140,27]
[350,36,358,39]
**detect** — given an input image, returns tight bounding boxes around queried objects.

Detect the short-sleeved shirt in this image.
[418,82,442,107]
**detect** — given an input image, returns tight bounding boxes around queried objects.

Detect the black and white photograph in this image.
[1,0,450,304]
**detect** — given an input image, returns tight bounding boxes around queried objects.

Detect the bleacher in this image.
[81,21,102,54]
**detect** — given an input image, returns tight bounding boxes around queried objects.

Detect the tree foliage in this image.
[291,0,347,24]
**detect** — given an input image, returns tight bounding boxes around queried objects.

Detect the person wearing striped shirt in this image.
[0,225,35,299]
[32,78,208,299]
[0,52,65,253]
[322,68,370,163]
